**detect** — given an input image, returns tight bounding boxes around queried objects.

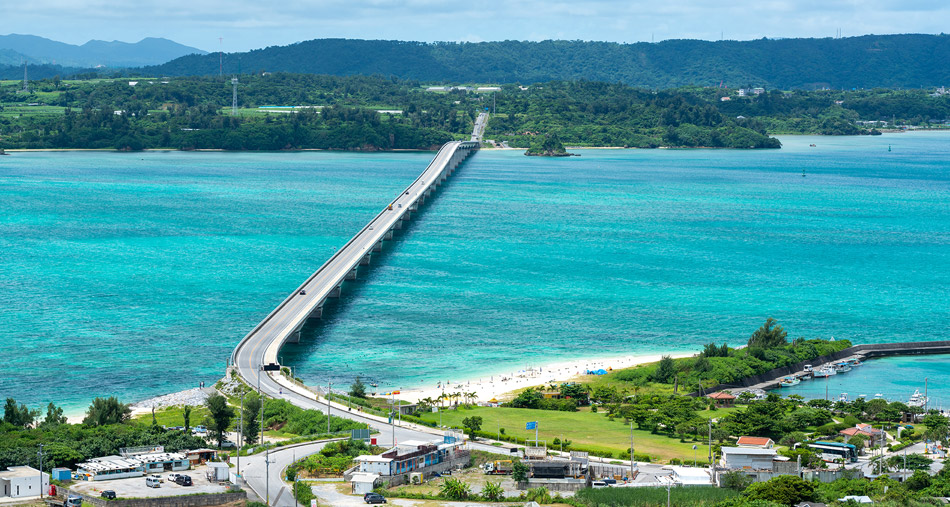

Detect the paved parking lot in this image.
[72,466,230,499]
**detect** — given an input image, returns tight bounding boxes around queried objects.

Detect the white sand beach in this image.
[394,351,696,405]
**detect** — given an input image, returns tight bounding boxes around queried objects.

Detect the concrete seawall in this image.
[694,340,950,396]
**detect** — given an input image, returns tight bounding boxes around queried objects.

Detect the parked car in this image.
[146,477,161,488]
[175,475,193,486]
[221,440,237,449]
[100,490,117,499]
[363,492,387,504]
[167,473,181,483]
[149,474,164,483]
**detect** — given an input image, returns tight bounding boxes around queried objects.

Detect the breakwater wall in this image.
[693,340,950,396]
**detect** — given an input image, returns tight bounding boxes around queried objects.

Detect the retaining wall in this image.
[66,490,246,507]
[694,340,950,396]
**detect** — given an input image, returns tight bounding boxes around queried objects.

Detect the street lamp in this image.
[692,445,698,467]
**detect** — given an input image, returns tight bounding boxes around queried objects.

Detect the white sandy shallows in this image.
[394,351,695,404]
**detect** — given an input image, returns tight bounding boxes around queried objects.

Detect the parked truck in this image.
[484,460,513,475]
[45,495,82,507]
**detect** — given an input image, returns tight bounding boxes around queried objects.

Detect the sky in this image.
[4,0,950,52]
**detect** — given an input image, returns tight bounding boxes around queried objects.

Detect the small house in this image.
[186,449,218,465]
[0,466,48,498]
[206,462,230,482]
[720,447,777,470]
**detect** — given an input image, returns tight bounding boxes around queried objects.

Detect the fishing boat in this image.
[834,361,852,373]
[847,358,862,367]
[839,393,849,403]
[812,366,837,378]
[779,377,801,387]
[908,389,928,408]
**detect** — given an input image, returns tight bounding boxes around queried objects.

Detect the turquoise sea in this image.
[2,132,949,415]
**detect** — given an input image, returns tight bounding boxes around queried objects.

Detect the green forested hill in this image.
[142,34,950,89]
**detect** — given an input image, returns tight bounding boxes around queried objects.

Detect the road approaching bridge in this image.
[230,140,479,389]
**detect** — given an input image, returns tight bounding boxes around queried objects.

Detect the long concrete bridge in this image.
[230,140,479,385]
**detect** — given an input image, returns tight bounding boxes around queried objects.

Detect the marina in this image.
[742,353,950,409]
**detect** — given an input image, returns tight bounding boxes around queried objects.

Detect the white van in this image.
[146,476,161,488]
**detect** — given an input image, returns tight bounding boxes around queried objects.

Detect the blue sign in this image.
[526,421,537,430]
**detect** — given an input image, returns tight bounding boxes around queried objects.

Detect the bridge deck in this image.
[231,140,478,382]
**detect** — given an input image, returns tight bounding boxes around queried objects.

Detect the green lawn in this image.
[133,406,211,428]
[419,406,711,462]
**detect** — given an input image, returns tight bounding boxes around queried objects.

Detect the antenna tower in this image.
[22,60,28,93]
[219,37,224,76]
[232,77,239,115]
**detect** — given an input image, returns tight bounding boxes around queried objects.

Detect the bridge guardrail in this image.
[230,141,476,367]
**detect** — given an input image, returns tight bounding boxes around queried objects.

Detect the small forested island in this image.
[524,133,575,156]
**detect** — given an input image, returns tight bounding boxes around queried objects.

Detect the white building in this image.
[670,466,712,485]
[350,472,380,494]
[76,452,189,481]
[720,447,777,470]
[0,466,48,498]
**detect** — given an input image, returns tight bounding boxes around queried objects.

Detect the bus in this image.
[808,441,859,463]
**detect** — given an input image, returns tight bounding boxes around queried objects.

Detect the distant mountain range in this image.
[0,34,206,68]
[141,34,950,90]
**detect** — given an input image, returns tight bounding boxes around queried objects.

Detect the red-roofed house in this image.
[708,391,736,408]
[840,424,884,446]
[736,436,774,449]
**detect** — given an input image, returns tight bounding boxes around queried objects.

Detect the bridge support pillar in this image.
[307,305,323,320]
[404,211,412,220]
[287,330,301,344]
[360,254,371,266]
[329,285,341,298]
[394,220,403,230]
[373,241,382,252]
[384,230,393,240]
[345,267,358,280]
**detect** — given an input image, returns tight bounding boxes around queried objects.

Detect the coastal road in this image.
[239,440,334,507]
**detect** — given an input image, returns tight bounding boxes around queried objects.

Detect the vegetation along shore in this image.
[3,73,947,152]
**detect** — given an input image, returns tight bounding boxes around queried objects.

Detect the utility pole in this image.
[629,421,635,480]
[22,61,28,93]
[265,447,271,506]
[327,381,332,434]
[258,365,264,446]
[231,78,238,116]
[237,393,244,480]
[37,444,44,499]
[708,419,713,466]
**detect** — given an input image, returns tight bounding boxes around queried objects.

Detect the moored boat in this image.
[834,361,852,373]
[908,389,928,408]
[779,377,801,387]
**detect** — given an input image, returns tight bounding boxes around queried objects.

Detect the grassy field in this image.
[0,104,67,117]
[133,405,211,428]
[419,406,719,462]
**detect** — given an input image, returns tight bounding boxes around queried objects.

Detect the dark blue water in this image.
[2,132,948,414]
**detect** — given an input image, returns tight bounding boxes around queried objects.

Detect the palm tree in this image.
[482,481,504,501]
[439,478,471,500]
